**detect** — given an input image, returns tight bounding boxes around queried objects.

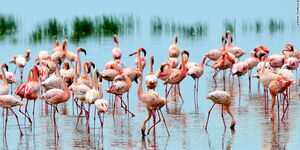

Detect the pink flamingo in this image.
[0,95,24,137]
[112,34,122,60]
[106,72,136,117]
[225,31,246,59]
[41,59,62,91]
[24,65,40,123]
[232,61,249,91]
[204,35,227,66]
[165,50,189,102]
[268,54,286,69]
[0,67,16,95]
[129,48,147,71]
[78,62,95,88]
[94,75,108,128]
[168,36,180,58]
[136,53,170,136]
[281,43,300,58]
[269,78,292,121]
[40,77,71,140]
[205,91,236,130]
[9,49,30,83]
[186,56,206,109]
[243,51,259,89]
[145,55,158,90]
[0,63,9,95]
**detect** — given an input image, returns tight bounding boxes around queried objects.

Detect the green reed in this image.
[0,14,17,37]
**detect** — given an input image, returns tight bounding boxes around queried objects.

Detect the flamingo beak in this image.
[79,48,87,55]
[90,62,95,68]
[182,50,189,57]
[4,64,8,71]
[129,51,137,56]
[134,76,138,84]
[141,48,147,57]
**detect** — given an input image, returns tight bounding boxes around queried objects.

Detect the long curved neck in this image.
[62,80,70,98]
[222,40,226,51]
[180,53,187,73]
[83,62,88,76]
[141,108,152,133]
[32,68,39,81]
[228,35,232,46]
[125,74,132,88]
[199,56,206,68]
[76,51,82,74]
[93,71,98,90]
[137,50,143,101]
[56,64,61,78]
[150,57,153,73]
[1,66,7,85]
[27,69,32,81]
[74,58,78,83]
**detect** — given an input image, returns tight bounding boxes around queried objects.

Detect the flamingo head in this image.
[62,39,68,49]
[1,63,8,71]
[77,47,87,55]
[63,62,70,70]
[285,43,294,51]
[25,49,31,56]
[113,34,118,44]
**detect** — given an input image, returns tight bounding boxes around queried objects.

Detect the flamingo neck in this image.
[83,62,88,76]
[150,58,153,73]
[199,56,206,68]
[62,79,70,98]
[1,66,7,85]
[76,51,82,75]
[137,49,144,101]
[27,69,32,81]
[56,64,61,78]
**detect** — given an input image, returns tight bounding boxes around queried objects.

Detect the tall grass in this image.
[268,18,284,33]
[150,17,208,39]
[30,18,67,42]
[0,14,17,38]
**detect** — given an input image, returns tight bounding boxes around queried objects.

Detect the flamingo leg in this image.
[147,110,161,135]
[221,105,226,129]
[178,84,184,103]
[224,104,236,130]
[127,90,130,117]
[10,108,24,137]
[281,91,289,121]
[205,103,216,130]
[159,109,170,136]
[18,98,32,126]
[75,102,83,128]
[166,84,174,98]
[33,100,36,127]
[4,108,8,137]
[98,112,103,128]
[213,69,220,89]
[120,96,135,118]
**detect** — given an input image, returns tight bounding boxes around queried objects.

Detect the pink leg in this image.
[205,103,216,130]
[213,69,220,89]
[98,112,104,128]
[147,110,161,135]
[127,90,130,117]
[4,108,8,137]
[18,98,32,126]
[178,84,184,103]
[221,105,226,129]
[120,96,135,118]
[159,109,170,136]
[75,102,83,128]
[10,108,23,137]
[166,84,174,98]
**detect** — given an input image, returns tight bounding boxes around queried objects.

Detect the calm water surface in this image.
[0,0,300,149]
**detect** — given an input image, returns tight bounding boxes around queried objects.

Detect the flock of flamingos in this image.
[0,30,298,142]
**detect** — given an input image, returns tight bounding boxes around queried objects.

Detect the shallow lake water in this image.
[0,0,300,149]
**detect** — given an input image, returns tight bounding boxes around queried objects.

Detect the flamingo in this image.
[268,54,286,69]
[269,78,292,121]
[35,50,50,65]
[0,95,24,137]
[0,68,16,94]
[281,43,300,58]
[243,51,259,89]
[165,50,189,102]
[112,34,122,60]
[94,74,108,128]
[0,63,9,95]
[258,56,279,109]
[41,59,62,91]
[106,72,136,117]
[232,61,249,91]
[78,61,95,88]
[129,48,147,71]
[205,91,236,130]
[24,65,40,123]
[211,39,236,89]
[69,56,91,128]
[40,77,71,140]
[105,60,125,72]
[51,39,67,62]
[225,31,246,59]
[85,68,100,126]
[186,56,206,109]
[204,35,227,66]
[136,53,170,136]
[145,55,158,90]
[15,69,33,125]
[168,36,180,58]
[9,49,30,83]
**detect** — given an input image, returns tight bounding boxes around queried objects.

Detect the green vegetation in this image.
[0,14,17,38]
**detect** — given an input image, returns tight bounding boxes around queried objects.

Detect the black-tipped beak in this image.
[47,64,50,69]
[182,50,189,57]
[4,64,8,71]
[151,56,154,66]
[79,48,87,55]
[230,36,233,43]
[230,123,236,130]
[90,62,95,68]
[225,32,229,39]
[141,48,147,57]
[141,129,146,137]
[113,34,118,43]
[291,46,294,51]
[99,74,103,82]
[129,52,135,57]
[87,67,91,74]
[96,71,99,78]
[160,65,164,72]
[134,76,138,84]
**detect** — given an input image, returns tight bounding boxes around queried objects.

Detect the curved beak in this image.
[129,51,137,57]
[78,48,87,55]
[150,55,154,66]
[141,48,147,57]
[90,62,95,68]
[134,75,138,84]
[4,64,8,71]
[113,34,118,44]
[181,50,189,57]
